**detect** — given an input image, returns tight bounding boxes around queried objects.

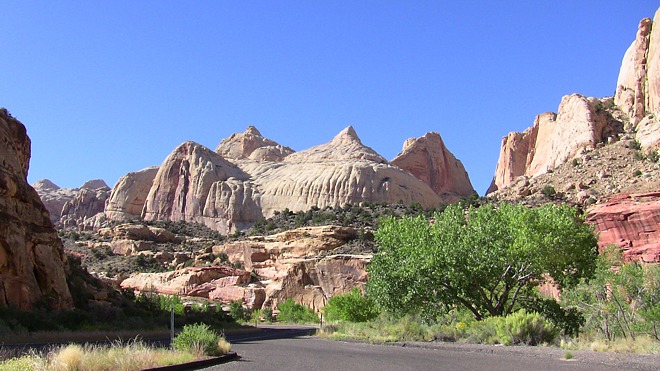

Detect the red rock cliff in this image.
[0,109,73,309]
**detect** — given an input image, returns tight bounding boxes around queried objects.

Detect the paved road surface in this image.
[205,326,658,371]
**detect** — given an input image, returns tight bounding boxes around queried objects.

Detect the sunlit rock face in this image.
[108,126,474,233]
[391,131,475,201]
[0,109,73,310]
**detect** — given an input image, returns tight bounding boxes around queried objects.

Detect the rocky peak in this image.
[285,126,387,163]
[391,132,475,200]
[81,179,109,190]
[33,178,60,192]
[331,126,361,145]
[215,126,294,162]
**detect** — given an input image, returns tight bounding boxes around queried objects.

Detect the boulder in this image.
[120,266,251,296]
[0,109,73,309]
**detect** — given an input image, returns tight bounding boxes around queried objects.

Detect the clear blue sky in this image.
[1,2,657,194]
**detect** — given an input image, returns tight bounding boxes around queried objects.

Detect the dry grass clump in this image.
[561,335,660,354]
[0,340,199,371]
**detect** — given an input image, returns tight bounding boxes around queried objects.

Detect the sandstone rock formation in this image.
[120,266,258,304]
[490,8,660,194]
[119,225,369,311]
[391,132,475,200]
[215,125,294,161]
[108,126,468,233]
[33,179,78,223]
[0,109,73,309]
[141,141,261,234]
[60,180,110,229]
[105,166,159,221]
[488,95,624,193]
[615,9,660,146]
[586,192,660,263]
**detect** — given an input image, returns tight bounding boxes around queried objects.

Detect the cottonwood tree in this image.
[367,203,598,320]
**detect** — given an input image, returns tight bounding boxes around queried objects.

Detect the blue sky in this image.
[1,2,657,194]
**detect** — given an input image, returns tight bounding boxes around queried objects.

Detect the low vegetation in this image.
[0,328,231,371]
[277,299,319,324]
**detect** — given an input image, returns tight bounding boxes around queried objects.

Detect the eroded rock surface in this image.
[0,109,73,309]
[108,126,464,233]
[119,225,369,311]
[391,132,475,200]
[586,192,660,263]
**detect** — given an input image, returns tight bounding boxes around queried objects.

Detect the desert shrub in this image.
[629,140,642,150]
[541,185,556,198]
[495,310,557,345]
[648,150,659,163]
[277,299,318,323]
[172,323,228,356]
[228,300,249,322]
[562,247,660,341]
[633,169,643,177]
[521,297,584,337]
[324,288,379,322]
[263,307,274,323]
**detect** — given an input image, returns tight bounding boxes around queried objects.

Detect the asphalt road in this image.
[205,326,659,371]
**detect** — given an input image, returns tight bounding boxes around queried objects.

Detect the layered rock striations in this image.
[586,192,660,262]
[0,109,73,309]
[391,132,475,200]
[107,126,471,233]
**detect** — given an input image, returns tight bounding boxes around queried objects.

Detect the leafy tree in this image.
[367,203,598,320]
[324,288,380,322]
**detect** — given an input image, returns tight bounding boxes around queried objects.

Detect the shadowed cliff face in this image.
[106,126,474,233]
[0,109,73,310]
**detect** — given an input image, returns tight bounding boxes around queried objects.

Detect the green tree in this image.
[367,203,598,320]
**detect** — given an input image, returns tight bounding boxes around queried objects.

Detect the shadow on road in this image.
[227,325,318,344]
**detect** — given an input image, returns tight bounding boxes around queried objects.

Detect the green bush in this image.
[541,185,556,198]
[228,300,249,322]
[172,323,224,356]
[277,299,318,323]
[495,310,557,345]
[263,307,274,323]
[324,288,379,322]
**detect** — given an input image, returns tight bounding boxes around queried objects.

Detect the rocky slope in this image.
[116,225,369,311]
[106,126,475,234]
[0,109,73,309]
[487,9,660,262]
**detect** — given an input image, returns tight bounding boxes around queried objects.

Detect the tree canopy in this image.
[367,203,598,320]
